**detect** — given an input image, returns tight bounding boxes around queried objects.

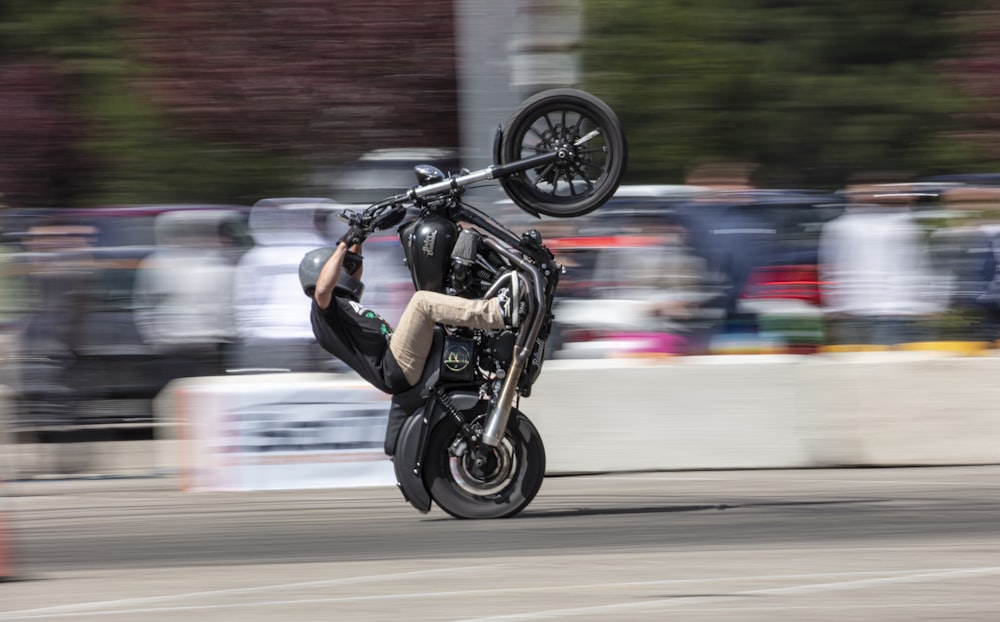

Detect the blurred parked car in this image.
[539,187,721,357]
[547,231,723,358]
[5,205,251,428]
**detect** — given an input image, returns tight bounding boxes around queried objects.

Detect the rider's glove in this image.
[339,226,368,247]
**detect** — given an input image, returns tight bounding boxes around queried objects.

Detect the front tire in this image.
[499,88,628,218]
[423,408,545,519]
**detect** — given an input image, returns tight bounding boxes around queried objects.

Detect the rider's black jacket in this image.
[310,296,411,394]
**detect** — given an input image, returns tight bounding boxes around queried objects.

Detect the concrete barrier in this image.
[530,352,1000,472]
[528,356,811,472]
[796,352,1000,466]
[0,378,176,480]
[3,435,178,480]
[4,352,1000,482]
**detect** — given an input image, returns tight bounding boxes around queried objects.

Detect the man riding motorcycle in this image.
[299,224,523,394]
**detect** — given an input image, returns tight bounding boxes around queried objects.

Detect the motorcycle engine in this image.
[446,228,510,299]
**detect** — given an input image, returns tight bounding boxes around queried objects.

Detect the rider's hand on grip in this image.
[339,225,368,247]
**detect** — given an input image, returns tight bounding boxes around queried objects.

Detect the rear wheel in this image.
[499,88,628,218]
[423,408,545,519]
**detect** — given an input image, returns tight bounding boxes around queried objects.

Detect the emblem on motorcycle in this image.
[443,342,472,373]
[422,229,437,257]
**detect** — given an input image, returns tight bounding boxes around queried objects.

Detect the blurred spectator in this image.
[16,217,98,423]
[818,184,945,347]
[673,163,774,351]
[625,222,721,355]
[132,210,245,379]
[230,198,344,373]
[928,187,1000,343]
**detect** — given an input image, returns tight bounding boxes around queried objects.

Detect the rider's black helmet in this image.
[298,246,365,302]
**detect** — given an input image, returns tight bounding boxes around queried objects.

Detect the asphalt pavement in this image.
[2,466,999,621]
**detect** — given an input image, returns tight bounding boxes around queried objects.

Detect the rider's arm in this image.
[314,243,348,310]
[314,241,364,310]
[347,242,363,281]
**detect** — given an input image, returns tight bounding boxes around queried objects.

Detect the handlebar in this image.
[339,149,565,232]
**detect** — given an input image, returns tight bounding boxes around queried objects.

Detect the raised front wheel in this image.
[423,409,545,519]
[499,88,628,218]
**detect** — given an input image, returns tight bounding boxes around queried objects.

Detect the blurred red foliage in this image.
[125,0,460,160]
[0,61,92,207]
[943,4,1000,158]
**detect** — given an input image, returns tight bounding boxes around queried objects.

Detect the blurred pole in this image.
[455,0,582,202]
[455,0,522,174]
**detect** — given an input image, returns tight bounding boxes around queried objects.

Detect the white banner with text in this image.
[171,375,395,492]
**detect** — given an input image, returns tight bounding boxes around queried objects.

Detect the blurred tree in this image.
[0,61,91,207]
[6,0,1000,205]
[581,0,992,189]
[0,0,458,207]
[0,0,285,206]
[945,2,1000,162]
[125,0,459,169]
[0,0,108,207]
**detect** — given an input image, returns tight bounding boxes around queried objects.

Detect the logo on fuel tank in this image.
[422,229,437,257]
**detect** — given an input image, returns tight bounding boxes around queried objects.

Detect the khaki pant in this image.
[389,290,505,385]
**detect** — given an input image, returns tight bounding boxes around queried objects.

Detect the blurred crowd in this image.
[3,171,1000,427]
[0,198,413,427]
[532,169,1000,359]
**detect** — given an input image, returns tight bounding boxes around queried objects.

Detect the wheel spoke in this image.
[561,168,579,196]
[543,113,557,137]
[578,158,604,175]
[569,161,596,190]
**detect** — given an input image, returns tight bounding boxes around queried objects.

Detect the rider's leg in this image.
[389,290,505,386]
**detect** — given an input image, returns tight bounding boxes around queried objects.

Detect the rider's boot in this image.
[497,271,525,328]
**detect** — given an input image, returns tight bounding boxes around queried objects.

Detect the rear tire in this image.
[499,88,628,218]
[423,408,545,519]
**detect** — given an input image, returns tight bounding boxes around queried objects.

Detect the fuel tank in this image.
[399,214,459,292]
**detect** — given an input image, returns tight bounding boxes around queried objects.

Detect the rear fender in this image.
[392,389,483,514]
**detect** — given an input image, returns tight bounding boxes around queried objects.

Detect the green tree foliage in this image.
[0,1,107,207]
[0,0,289,206]
[582,0,992,189]
[4,1,1000,205]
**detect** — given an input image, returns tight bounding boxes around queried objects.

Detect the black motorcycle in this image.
[340,89,627,518]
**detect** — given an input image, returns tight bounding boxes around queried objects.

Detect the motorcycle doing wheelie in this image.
[340,89,627,519]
